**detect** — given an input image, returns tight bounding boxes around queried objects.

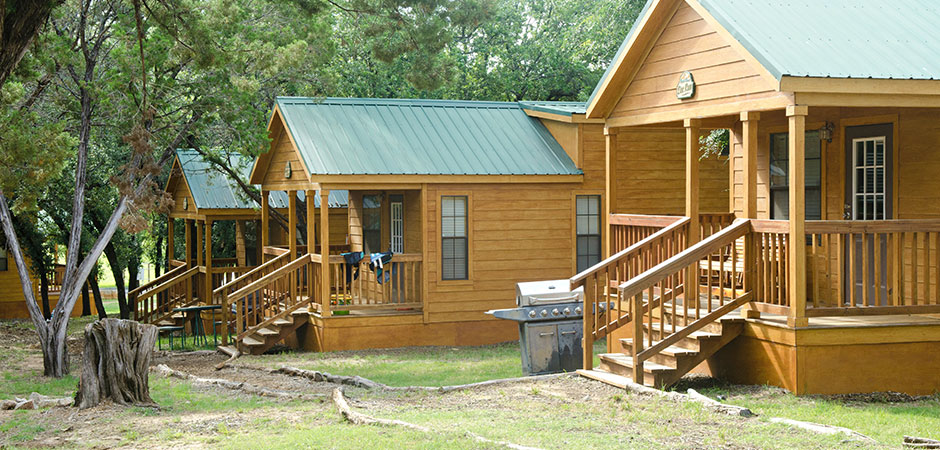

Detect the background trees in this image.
[0,0,643,377]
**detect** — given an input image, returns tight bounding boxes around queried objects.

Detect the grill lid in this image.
[516,279,582,307]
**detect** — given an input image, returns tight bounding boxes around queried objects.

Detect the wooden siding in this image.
[608,2,776,122]
[0,260,87,319]
[262,122,309,191]
[612,128,729,215]
[541,120,581,167]
[168,165,198,219]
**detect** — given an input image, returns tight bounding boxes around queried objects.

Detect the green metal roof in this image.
[175,149,347,210]
[589,0,940,108]
[699,0,940,80]
[275,97,582,176]
[519,101,587,117]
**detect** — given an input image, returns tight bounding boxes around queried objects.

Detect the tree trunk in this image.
[74,319,158,409]
[81,278,91,316]
[39,274,51,319]
[89,275,107,319]
[127,246,140,318]
[103,241,129,319]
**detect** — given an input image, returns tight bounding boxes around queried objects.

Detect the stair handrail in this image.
[133,265,201,322]
[213,251,292,297]
[571,216,690,286]
[129,263,188,298]
[618,218,752,383]
[225,253,315,343]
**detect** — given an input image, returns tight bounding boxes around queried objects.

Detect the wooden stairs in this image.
[581,303,744,388]
[235,306,311,355]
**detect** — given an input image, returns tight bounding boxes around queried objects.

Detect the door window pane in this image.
[363,194,381,253]
[576,195,602,273]
[441,196,468,280]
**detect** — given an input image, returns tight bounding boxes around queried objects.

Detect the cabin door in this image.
[843,124,893,305]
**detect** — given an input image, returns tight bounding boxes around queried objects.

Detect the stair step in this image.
[619,339,699,358]
[660,303,746,322]
[577,369,633,389]
[255,327,279,337]
[291,307,309,315]
[272,318,293,327]
[217,345,238,357]
[599,353,674,373]
[643,322,721,339]
[241,336,265,347]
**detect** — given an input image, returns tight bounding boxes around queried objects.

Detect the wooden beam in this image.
[320,189,331,318]
[787,105,808,328]
[685,118,702,243]
[260,190,270,253]
[605,128,618,257]
[740,111,759,219]
[604,94,793,128]
[205,219,213,305]
[308,174,583,185]
[167,216,175,268]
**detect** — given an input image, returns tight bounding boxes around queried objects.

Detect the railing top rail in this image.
[570,216,691,286]
[228,253,313,300]
[750,219,789,233]
[618,219,751,300]
[609,214,687,227]
[326,253,423,264]
[213,252,292,296]
[129,264,188,297]
[136,266,200,300]
[805,219,940,233]
[263,246,290,256]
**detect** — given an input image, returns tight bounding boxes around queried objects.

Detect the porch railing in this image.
[131,264,201,324]
[327,253,423,311]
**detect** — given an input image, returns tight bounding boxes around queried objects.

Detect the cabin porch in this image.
[578,104,940,395]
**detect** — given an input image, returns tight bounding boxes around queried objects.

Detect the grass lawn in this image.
[0,316,932,448]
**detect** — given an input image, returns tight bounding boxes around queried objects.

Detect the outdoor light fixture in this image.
[819,122,834,142]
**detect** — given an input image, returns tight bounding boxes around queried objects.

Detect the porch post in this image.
[741,112,760,219]
[196,220,204,267]
[741,112,760,319]
[320,190,332,317]
[604,127,618,257]
[235,220,246,266]
[205,219,213,305]
[685,118,701,242]
[255,219,263,265]
[185,219,193,303]
[260,190,270,256]
[787,105,809,328]
[288,190,298,304]
[685,119,701,308]
[167,216,175,268]
[306,189,317,309]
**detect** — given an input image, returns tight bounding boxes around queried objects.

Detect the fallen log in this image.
[74,319,158,409]
[331,388,429,431]
[687,389,755,417]
[152,364,323,401]
[904,436,940,448]
[272,366,573,393]
[768,417,875,443]
[465,431,546,450]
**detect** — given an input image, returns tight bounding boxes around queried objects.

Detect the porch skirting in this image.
[690,316,940,395]
[296,314,518,352]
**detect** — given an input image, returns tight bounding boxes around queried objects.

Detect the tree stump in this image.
[74,319,158,409]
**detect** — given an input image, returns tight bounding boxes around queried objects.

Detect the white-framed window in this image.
[576,195,601,273]
[851,137,887,220]
[390,194,403,253]
[441,196,467,280]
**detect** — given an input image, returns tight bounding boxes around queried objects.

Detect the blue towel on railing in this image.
[369,252,394,284]
[341,251,364,285]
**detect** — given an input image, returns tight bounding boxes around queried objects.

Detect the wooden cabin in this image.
[572,0,940,395]
[0,253,91,319]
[131,149,348,327]
[216,97,727,354]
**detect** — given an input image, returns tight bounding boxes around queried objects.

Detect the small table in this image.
[173,304,222,347]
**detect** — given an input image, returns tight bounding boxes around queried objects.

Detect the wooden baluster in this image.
[632,292,644,383]
[874,233,882,306]
[862,232,870,307]
[935,232,940,305]
[926,232,932,304]
[582,279,594,371]
[849,233,856,307]
[913,232,919,305]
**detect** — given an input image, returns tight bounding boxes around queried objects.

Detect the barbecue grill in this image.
[487,279,598,375]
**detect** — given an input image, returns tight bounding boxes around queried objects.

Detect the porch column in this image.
[205,219,213,304]
[306,189,317,311]
[167,216,175,268]
[740,112,761,319]
[288,190,298,304]
[288,190,297,260]
[255,219,263,265]
[787,105,809,328]
[685,118,701,311]
[741,112,760,219]
[260,190,270,255]
[685,118,701,242]
[320,190,332,317]
[604,127,618,257]
[235,220,246,266]
[185,219,193,303]
[196,220,204,268]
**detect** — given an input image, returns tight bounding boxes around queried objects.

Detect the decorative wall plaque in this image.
[676,71,695,99]
[284,161,292,179]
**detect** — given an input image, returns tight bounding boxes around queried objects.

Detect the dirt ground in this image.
[0,319,886,449]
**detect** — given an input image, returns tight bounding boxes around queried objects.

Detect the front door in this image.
[844,123,893,304]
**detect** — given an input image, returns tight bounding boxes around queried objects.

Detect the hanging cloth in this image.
[341,251,364,285]
[369,252,394,284]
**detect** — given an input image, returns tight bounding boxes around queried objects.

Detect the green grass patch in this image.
[146,376,281,414]
[0,370,78,399]
[0,411,46,443]
[702,385,940,446]
[251,339,608,387]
